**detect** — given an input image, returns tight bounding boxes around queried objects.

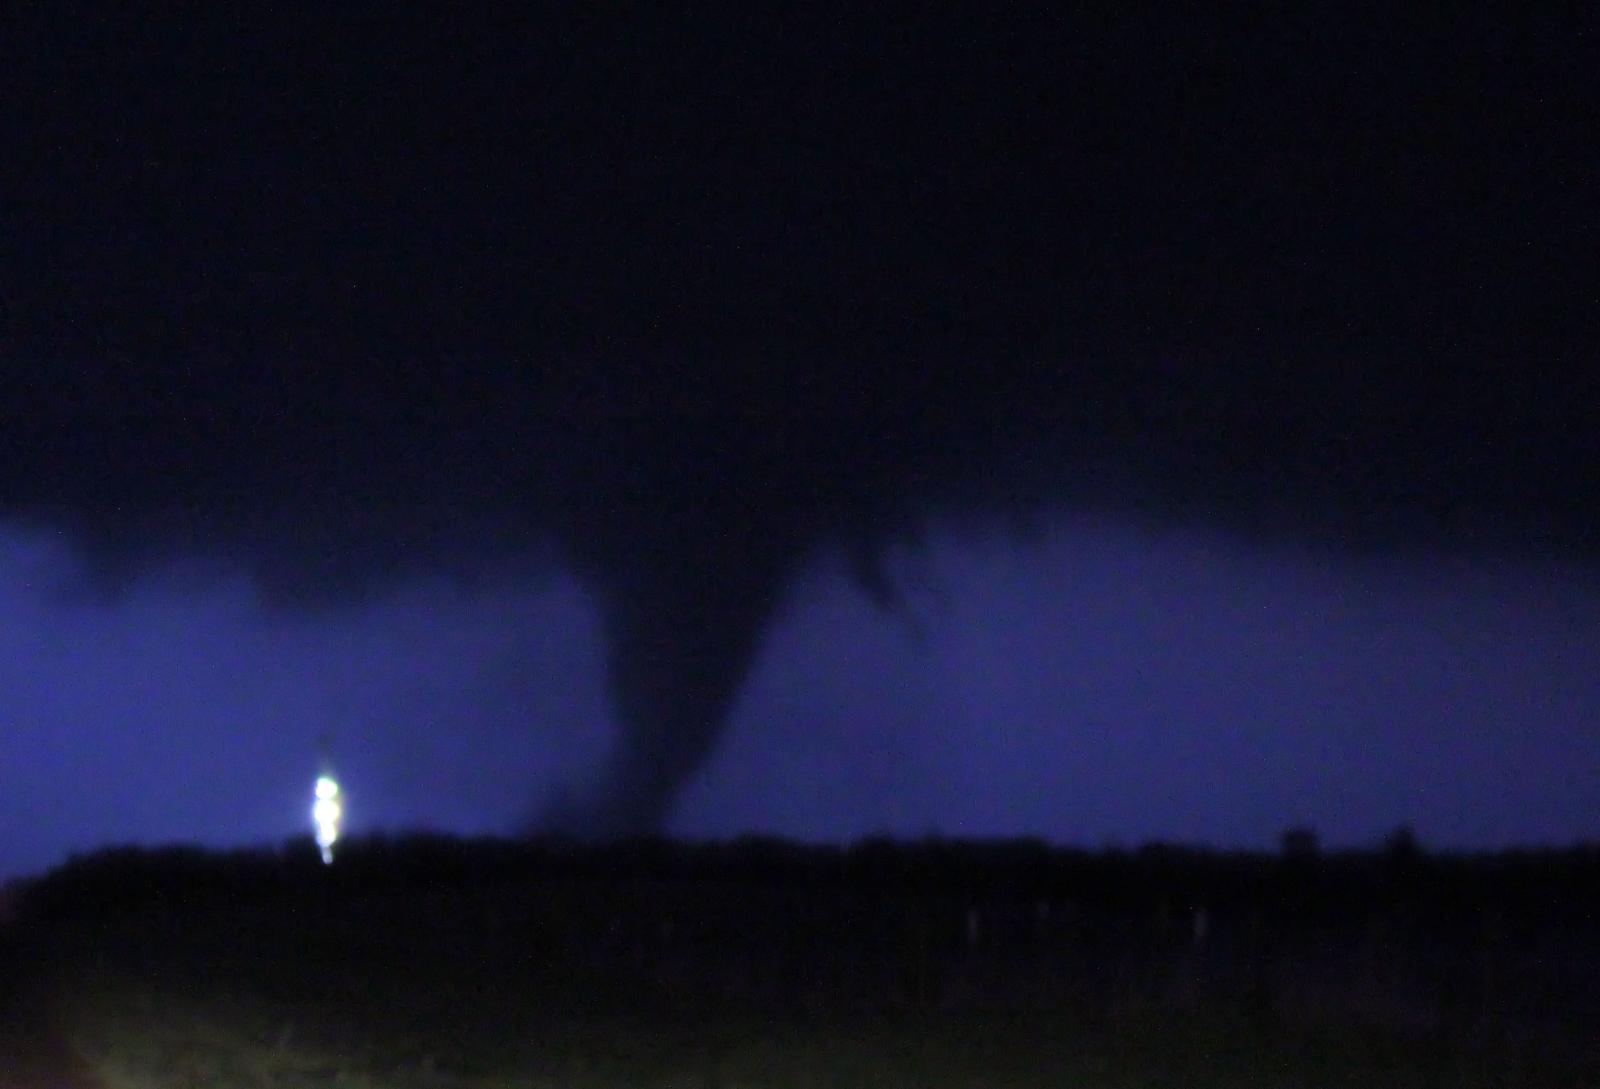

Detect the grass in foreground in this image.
[20,842,1599,1088]
[53,969,1598,1089]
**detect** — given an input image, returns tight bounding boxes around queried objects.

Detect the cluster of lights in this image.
[313,773,343,864]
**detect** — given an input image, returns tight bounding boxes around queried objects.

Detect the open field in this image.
[7,837,1598,1087]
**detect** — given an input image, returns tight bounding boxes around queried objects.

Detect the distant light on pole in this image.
[313,773,343,864]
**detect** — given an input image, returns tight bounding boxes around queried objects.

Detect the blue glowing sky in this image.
[4,514,1595,878]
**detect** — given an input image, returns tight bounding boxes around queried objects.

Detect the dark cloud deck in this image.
[5,7,1596,831]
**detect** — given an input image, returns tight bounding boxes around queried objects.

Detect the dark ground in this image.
[0,931,99,1089]
[5,836,1599,1086]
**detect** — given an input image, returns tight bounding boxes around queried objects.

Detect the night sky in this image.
[3,7,1597,876]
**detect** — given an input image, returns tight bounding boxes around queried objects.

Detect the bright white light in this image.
[312,773,343,864]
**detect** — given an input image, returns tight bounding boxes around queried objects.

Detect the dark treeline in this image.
[11,835,1599,1042]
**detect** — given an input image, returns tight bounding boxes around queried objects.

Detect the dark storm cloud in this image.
[4,7,1596,832]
